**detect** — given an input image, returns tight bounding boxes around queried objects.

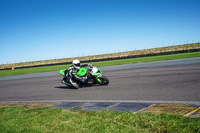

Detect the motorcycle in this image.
[58,64,109,88]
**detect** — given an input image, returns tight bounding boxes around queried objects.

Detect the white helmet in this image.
[72,59,80,69]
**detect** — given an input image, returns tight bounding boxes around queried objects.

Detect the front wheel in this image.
[99,75,109,85]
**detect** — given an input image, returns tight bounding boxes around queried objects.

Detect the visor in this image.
[74,63,80,67]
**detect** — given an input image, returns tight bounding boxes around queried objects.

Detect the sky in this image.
[0,0,200,65]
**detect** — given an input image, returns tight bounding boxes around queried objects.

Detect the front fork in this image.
[96,74,102,83]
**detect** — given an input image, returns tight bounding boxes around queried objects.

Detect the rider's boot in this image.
[61,80,66,84]
[62,76,68,84]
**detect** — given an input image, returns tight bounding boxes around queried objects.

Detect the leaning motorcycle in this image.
[58,65,109,88]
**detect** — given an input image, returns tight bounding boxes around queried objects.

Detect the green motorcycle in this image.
[58,65,109,88]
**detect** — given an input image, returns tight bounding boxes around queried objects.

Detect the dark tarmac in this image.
[0,57,200,116]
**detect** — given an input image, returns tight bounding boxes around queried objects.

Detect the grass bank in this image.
[0,107,199,133]
[1,43,200,70]
[0,51,200,77]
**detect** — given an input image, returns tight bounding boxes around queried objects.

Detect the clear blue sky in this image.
[0,0,200,64]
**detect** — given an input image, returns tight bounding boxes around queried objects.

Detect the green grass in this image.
[1,51,200,77]
[0,107,199,133]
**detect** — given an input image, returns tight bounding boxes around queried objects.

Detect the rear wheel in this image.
[100,75,109,85]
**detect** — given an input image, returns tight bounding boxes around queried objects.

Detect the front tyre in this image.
[100,75,109,85]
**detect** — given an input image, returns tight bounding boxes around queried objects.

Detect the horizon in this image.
[1,42,199,65]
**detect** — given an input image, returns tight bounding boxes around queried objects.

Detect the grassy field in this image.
[0,107,199,133]
[0,51,200,77]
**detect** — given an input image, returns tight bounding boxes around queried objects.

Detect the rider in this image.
[62,59,89,88]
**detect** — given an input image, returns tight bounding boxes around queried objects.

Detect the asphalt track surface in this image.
[0,57,200,105]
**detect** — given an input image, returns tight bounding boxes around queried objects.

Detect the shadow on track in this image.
[54,84,99,90]
[54,86,77,90]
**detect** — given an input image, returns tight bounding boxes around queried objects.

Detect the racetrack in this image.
[0,57,200,104]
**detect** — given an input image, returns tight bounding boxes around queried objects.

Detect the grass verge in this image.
[0,107,199,133]
[1,43,200,69]
[0,51,200,77]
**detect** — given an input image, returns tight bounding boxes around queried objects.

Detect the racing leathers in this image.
[63,64,88,88]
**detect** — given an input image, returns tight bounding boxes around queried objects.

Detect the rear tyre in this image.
[100,75,109,85]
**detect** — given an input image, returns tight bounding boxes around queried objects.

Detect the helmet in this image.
[72,59,80,69]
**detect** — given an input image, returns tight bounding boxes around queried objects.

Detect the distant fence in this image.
[1,48,200,70]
